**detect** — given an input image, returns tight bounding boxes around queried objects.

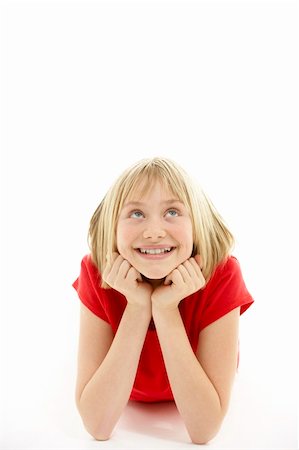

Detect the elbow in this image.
[189,401,229,444]
[82,418,112,442]
[190,435,215,445]
[90,431,111,441]
[189,417,224,445]
[190,430,219,446]
[76,401,112,442]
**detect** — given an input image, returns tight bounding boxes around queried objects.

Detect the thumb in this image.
[164,275,172,285]
[136,271,142,282]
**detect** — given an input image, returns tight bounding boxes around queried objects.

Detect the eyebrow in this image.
[123,199,184,209]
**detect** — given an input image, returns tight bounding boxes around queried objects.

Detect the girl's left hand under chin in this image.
[151,255,206,311]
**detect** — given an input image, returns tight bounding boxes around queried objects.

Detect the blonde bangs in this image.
[117,159,191,209]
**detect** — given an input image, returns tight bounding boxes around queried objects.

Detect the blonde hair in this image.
[89,157,234,288]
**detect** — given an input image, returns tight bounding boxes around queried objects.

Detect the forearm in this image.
[78,304,151,440]
[152,307,224,444]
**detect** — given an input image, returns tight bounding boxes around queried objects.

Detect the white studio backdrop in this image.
[0,1,298,449]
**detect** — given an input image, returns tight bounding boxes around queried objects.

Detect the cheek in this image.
[116,226,134,254]
[116,230,124,253]
[182,241,194,259]
[177,224,193,249]
[180,233,194,260]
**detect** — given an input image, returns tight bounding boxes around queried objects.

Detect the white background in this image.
[0,1,298,449]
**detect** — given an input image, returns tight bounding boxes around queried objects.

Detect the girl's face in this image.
[116,180,193,281]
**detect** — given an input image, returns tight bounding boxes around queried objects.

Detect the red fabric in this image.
[72,255,254,403]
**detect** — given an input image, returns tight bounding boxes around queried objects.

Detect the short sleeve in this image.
[199,256,254,331]
[72,255,109,323]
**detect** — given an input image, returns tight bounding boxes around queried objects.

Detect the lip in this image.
[134,246,176,259]
[134,245,175,249]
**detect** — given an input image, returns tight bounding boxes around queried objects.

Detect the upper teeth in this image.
[139,248,172,254]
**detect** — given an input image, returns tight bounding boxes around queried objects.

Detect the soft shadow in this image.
[118,400,190,443]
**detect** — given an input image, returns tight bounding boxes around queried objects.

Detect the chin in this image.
[145,274,166,280]
[140,269,168,280]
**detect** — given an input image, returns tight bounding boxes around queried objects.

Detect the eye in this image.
[166,209,179,217]
[130,210,144,219]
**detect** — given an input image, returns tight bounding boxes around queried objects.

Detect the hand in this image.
[151,255,206,311]
[102,252,153,309]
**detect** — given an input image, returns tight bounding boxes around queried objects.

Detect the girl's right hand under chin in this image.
[102,252,153,310]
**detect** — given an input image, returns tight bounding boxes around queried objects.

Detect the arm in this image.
[152,305,239,444]
[76,303,151,440]
[76,254,152,440]
[151,256,239,444]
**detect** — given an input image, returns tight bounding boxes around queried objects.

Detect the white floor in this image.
[1,361,297,450]
[1,283,298,450]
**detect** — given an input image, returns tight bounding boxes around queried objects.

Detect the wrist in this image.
[152,303,179,319]
[126,302,152,321]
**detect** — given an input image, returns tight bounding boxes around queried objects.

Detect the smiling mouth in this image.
[137,247,174,255]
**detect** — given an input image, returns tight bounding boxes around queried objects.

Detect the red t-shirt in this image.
[72,255,254,403]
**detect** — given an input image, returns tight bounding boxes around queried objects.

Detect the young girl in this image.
[72,157,254,444]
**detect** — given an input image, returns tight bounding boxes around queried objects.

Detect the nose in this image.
[142,218,166,240]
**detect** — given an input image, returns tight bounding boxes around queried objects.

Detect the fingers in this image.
[102,252,119,279]
[103,252,119,276]
[179,258,201,280]
[126,266,142,283]
[164,265,189,287]
[103,253,129,285]
[188,257,203,277]
[102,252,141,288]
[165,256,205,290]
[194,254,203,269]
